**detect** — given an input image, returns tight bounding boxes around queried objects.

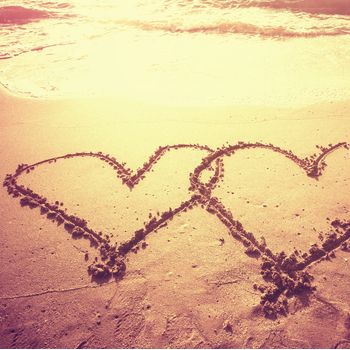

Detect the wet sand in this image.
[1,87,350,348]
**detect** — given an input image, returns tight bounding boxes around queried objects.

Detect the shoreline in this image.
[1,84,350,123]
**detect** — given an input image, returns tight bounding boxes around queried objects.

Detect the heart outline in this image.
[3,144,222,280]
[189,141,350,317]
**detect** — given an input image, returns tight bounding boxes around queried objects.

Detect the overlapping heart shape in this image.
[189,141,350,316]
[3,141,350,318]
[3,144,222,279]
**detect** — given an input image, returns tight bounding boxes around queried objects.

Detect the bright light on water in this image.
[0,0,349,106]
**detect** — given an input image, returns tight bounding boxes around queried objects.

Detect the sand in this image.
[1,86,350,348]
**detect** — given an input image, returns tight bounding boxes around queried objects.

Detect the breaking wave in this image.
[117,19,350,38]
[225,0,350,16]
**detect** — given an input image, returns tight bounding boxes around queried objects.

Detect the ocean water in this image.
[0,0,350,106]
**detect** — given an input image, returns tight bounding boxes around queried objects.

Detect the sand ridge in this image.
[2,141,350,319]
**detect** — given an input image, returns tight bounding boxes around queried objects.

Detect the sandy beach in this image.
[0,84,350,348]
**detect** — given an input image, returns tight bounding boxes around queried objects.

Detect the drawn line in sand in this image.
[0,281,115,300]
[189,141,350,317]
[3,141,350,318]
[3,143,221,279]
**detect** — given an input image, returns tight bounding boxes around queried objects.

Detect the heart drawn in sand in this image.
[189,141,350,316]
[3,144,222,279]
[3,141,350,318]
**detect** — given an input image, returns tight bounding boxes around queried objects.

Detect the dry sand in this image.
[1,87,350,348]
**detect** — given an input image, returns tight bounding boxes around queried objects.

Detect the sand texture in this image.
[1,89,350,348]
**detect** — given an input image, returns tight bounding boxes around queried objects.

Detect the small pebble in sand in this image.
[223,320,233,333]
[165,271,173,281]
[144,303,151,310]
[96,312,101,325]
